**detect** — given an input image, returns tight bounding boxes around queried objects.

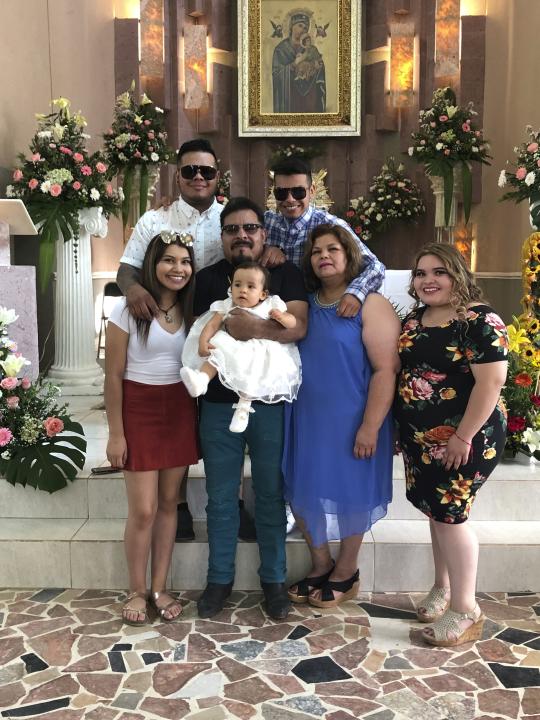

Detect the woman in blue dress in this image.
[283,224,400,607]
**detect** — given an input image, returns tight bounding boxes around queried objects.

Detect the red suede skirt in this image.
[122,379,200,472]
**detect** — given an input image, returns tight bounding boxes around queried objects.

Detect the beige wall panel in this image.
[479,0,540,272]
[0,0,52,168]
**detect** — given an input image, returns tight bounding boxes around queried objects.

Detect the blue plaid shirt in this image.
[264,206,385,303]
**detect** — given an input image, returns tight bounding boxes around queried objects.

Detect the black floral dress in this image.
[395,305,508,523]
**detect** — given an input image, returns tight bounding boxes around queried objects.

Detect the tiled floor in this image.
[1,588,540,719]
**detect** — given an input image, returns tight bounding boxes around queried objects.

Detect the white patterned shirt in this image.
[120,197,224,272]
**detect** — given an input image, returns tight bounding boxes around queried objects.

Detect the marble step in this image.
[1,517,539,592]
[0,456,537,521]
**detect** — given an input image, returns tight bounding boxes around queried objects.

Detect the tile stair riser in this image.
[2,519,540,591]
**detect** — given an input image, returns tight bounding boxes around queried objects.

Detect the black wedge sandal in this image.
[287,562,335,604]
[308,569,360,608]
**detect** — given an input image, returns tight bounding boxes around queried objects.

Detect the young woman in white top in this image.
[105,231,200,625]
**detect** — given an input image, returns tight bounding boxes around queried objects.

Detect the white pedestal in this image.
[47,208,107,393]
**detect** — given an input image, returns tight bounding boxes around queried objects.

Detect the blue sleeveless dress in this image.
[282,295,393,546]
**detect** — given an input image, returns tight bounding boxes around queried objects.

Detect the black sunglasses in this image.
[222,223,263,235]
[273,186,308,201]
[180,164,218,180]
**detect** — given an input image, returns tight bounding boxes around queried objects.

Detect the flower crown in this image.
[160,230,194,247]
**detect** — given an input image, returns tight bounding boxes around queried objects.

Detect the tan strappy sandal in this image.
[416,585,450,623]
[122,591,149,626]
[423,604,485,647]
[150,590,183,622]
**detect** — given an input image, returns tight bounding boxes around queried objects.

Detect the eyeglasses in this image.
[179,164,218,181]
[273,186,308,201]
[222,223,263,235]
[160,230,194,247]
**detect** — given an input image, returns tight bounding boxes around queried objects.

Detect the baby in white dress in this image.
[180,261,302,432]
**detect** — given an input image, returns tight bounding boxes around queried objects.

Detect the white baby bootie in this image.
[229,399,254,433]
[180,367,209,397]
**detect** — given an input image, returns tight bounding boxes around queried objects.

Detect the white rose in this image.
[40,180,51,193]
[155,106,164,113]
[472,146,479,152]
[436,142,444,151]
[0,307,18,325]
[350,198,359,210]
[1,450,10,460]
[498,170,507,188]
[394,199,401,205]
[375,213,383,221]
[90,188,100,201]
[5,185,14,197]
[150,152,159,162]
[525,172,536,186]
[408,147,414,156]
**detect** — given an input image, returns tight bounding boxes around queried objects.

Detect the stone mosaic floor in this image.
[1,589,540,719]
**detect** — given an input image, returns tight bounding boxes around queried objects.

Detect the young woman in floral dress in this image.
[395,244,508,647]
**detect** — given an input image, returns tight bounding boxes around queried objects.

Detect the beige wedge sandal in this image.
[416,585,450,623]
[422,604,485,647]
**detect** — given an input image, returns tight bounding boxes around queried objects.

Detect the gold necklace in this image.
[159,301,177,323]
[314,290,341,308]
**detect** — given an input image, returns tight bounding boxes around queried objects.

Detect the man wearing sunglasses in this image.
[117,138,223,322]
[259,157,385,319]
[193,196,308,621]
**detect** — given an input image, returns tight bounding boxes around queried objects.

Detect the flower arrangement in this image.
[103,84,173,228]
[407,87,491,225]
[269,143,322,166]
[499,126,540,229]
[216,169,231,204]
[501,233,540,458]
[0,307,86,492]
[502,324,540,459]
[7,98,120,290]
[340,158,425,243]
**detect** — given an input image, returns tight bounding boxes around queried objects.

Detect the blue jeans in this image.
[199,399,287,584]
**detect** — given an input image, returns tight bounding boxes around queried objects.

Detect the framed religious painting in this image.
[238,0,361,137]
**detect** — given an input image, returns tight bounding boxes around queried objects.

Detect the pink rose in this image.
[516,167,527,180]
[96,162,107,174]
[430,122,436,128]
[537,159,540,168]
[130,134,139,141]
[49,143,56,148]
[6,396,19,410]
[28,178,39,190]
[527,142,539,153]
[429,444,447,461]
[73,152,84,163]
[72,181,82,190]
[106,183,113,196]
[485,312,506,331]
[147,131,155,139]
[345,210,355,218]
[59,146,72,155]
[43,417,64,437]
[50,184,62,197]
[13,169,23,182]
[411,377,433,400]
[1,377,18,390]
[144,119,151,126]
[0,428,13,447]
[81,165,92,176]
[462,123,471,132]
[475,131,481,137]
[134,150,142,158]
[444,149,450,155]
[31,153,41,162]
[21,377,31,390]
[439,115,448,122]
[421,370,447,383]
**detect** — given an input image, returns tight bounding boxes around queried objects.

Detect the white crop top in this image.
[108,298,186,385]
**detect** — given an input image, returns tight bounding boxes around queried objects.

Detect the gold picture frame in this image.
[238,0,361,137]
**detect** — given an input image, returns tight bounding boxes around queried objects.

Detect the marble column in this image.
[47,208,107,393]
